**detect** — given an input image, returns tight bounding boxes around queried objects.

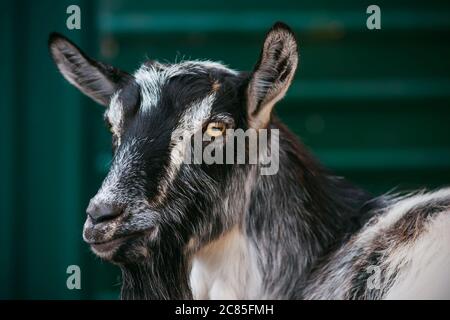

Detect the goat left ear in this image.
[48,32,131,106]
[247,22,298,128]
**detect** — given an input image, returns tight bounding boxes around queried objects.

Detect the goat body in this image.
[48,22,450,300]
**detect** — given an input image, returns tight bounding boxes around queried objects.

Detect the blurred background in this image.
[1,0,449,299]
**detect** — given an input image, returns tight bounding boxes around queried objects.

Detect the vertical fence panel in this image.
[0,0,15,299]
[0,0,99,299]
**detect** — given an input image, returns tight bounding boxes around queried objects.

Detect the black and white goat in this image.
[49,22,450,300]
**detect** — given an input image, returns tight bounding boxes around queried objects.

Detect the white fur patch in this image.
[134,65,177,113]
[152,93,217,204]
[384,211,450,299]
[357,189,450,299]
[182,60,238,76]
[134,60,237,114]
[92,137,147,205]
[303,188,450,299]
[356,188,450,249]
[106,91,123,143]
[190,227,262,299]
[170,93,216,171]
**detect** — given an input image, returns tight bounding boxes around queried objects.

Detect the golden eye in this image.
[206,122,226,137]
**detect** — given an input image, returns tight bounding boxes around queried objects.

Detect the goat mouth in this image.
[87,228,155,254]
[89,234,135,252]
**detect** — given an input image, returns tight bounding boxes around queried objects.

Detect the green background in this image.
[1,0,449,299]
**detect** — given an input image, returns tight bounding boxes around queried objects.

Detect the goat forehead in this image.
[105,60,238,135]
[134,60,237,110]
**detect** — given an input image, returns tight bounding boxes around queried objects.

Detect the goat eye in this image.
[206,122,226,137]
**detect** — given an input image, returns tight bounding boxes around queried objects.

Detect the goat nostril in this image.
[86,202,123,224]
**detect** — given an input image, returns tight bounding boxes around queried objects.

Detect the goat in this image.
[48,22,450,300]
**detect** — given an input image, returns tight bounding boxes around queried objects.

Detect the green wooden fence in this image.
[1,0,449,299]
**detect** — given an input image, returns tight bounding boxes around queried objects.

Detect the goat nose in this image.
[86,201,123,224]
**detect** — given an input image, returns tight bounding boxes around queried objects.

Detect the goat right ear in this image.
[247,22,298,129]
[48,33,131,106]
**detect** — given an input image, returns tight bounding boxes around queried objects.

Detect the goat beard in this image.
[119,233,192,300]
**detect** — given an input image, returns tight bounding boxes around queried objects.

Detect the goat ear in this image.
[48,33,131,106]
[247,22,298,128]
